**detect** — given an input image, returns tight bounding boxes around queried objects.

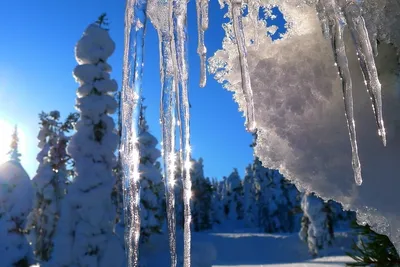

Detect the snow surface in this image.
[209,0,400,251]
[139,229,354,267]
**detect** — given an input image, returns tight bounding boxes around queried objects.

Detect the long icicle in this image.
[316,0,330,39]
[319,0,362,185]
[157,0,178,265]
[121,0,147,266]
[196,0,209,87]
[343,1,386,146]
[231,0,256,132]
[248,0,261,48]
[174,0,192,266]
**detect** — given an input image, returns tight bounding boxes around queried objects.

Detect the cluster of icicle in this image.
[316,0,386,186]
[120,0,388,266]
[121,0,259,265]
[121,0,202,266]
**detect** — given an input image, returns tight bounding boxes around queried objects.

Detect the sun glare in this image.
[0,119,18,164]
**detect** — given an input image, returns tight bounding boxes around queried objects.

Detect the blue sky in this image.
[0,0,256,179]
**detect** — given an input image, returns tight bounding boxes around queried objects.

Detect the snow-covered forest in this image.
[1,0,400,266]
[0,95,357,267]
[0,21,356,266]
[0,20,364,266]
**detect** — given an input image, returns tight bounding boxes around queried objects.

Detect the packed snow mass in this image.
[1,0,400,266]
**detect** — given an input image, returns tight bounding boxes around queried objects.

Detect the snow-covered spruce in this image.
[8,125,22,163]
[243,164,259,228]
[300,192,334,256]
[137,105,165,242]
[0,128,34,266]
[251,158,272,232]
[112,91,124,228]
[251,156,300,233]
[47,22,124,267]
[26,111,77,262]
[210,178,225,225]
[0,204,33,267]
[191,158,213,232]
[224,169,244,221]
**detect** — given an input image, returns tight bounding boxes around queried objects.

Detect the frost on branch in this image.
[209,0,400,252]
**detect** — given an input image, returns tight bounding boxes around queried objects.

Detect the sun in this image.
[0,119,15,164]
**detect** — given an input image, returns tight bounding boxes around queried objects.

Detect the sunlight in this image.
[0,119,14,164]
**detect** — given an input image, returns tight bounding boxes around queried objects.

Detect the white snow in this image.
[0,160,34,266]
[47,23,124,267]
[0,160,33,220]
[75,24,116,65]
[209,0,400,252]
[139,230,355,267]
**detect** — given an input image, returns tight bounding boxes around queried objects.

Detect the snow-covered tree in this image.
[210,178,224,225]
[300,192,334,256]
[0,129,34,266]
[0,203,33,267]
[112,91,123,227]
[252,154,300,233]
[191,158,213,232]
[243,164,259,228]
[137,104,164,242]
[282,179,302,232]
[252,158,272,231]
[224,169,244,221]
[7,125,21,163]
[269,169,296,233]
[26,111,77,262]
[48,19,124,267]
[327,200,356,230]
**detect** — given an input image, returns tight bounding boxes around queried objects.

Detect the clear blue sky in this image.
[0,1,256,179]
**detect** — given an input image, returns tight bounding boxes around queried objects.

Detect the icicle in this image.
[315,0,330,39]
[155,0,179,265]
[196,0,209,88]
[317,0,387,185]
[317,0,362,185]
[173,0,192,266]
[121,0,147,266]
[343,1,386,146]
[248,0,261,47]
[230,0,256,132]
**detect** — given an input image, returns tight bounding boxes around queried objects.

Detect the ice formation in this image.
[316,0,387,185]
[174,1,193,266]
[123,0,193,266]
[121,0,147,266]
[209,0,400,254]
[196,0,209,88]
[230,0,256,131]
[122,0,400,264]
